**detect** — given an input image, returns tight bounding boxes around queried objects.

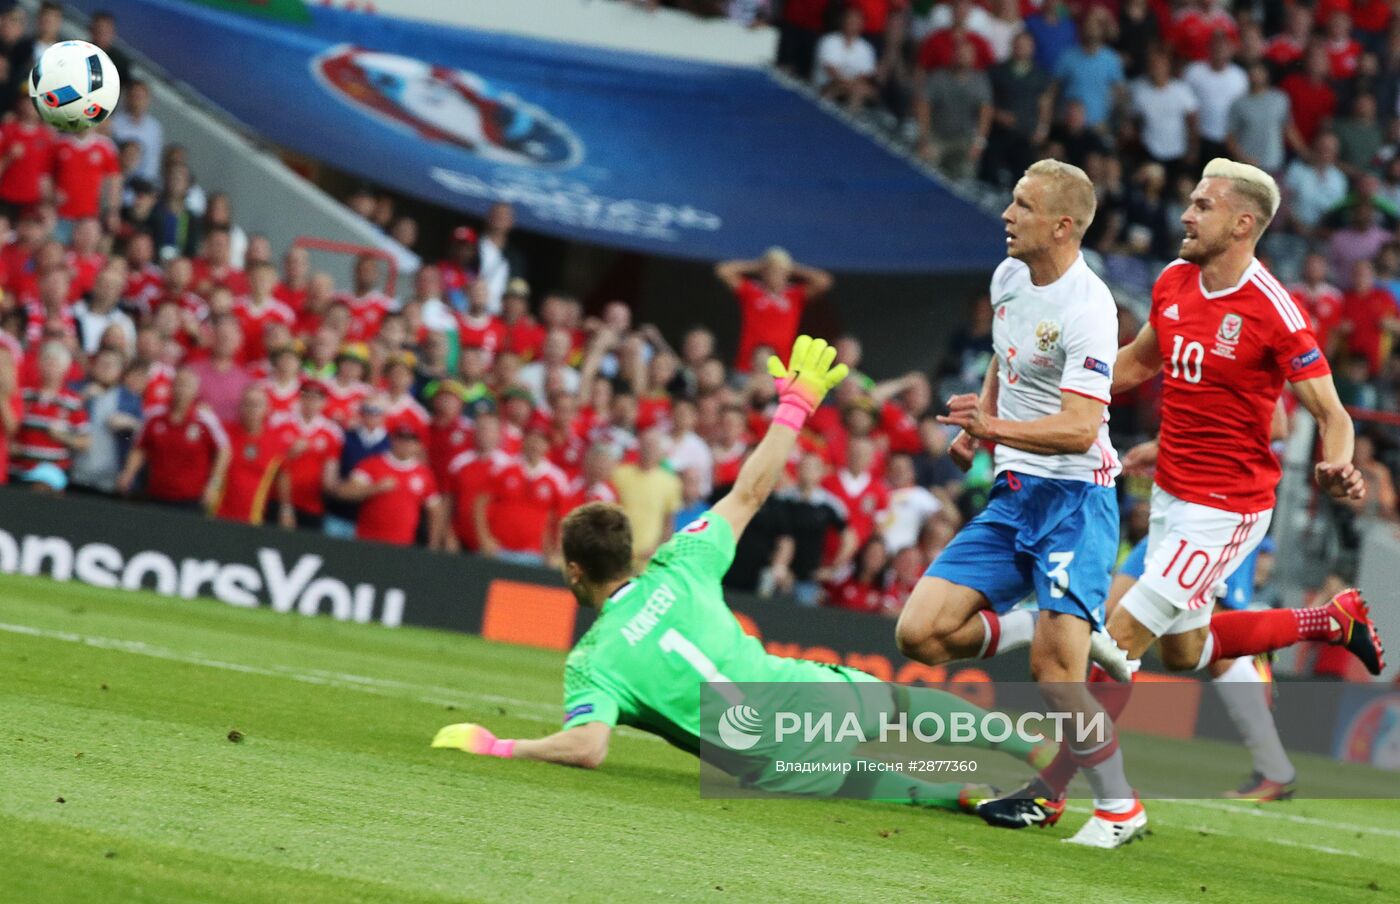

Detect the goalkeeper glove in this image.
[767,334,849,431]
[431,722,516,758]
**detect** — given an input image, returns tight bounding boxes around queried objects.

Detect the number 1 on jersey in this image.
[659,628,743,704]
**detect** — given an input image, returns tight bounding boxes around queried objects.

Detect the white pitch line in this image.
[1178,824,1360,859]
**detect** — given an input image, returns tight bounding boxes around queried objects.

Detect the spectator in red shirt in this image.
[776,0,831,80]
[438,225,477,309]
[710,404,751,492]
[500,278,545,360]
[11,341,90,481]
[1263,4,1312,70]
[233,261,296,363]
[1340,259,1400,377]
[0,344,19,484]
[426,380,475,488]
[1280,44,1337,146]
[821,434,888,544]
[0,98,54,212]
[341,424,446,547]
[54,128,121,224]
[458,279,507,362]
[477,424,569,566]
[918,1,997,72]
[824,536,897,615]
[337,253,395,341]
[215,385,291,525]
[271,379,343,530]
[273,244,310,312]
[382,352,430,443]
[187,315,253,425]
[192,226,249,298]
[324,343,371,427]
[566,441,620,512]
[1168,0,1240,63]
[260,344,303,418]
[118,366,229,509]
[1291,251,1346,355]
[444,412,508,553]
[715,247,833,371]
[1323,11,1361,80]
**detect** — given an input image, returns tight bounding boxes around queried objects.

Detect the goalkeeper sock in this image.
[1214,656,1294,783]
[838,763,969,811]
[895,684,1039,764]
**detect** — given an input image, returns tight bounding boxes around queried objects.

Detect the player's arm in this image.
[949,356,998,470]
[1292,375,1365,500]
[433,721,612,769]
[940,390,1105,455]
[790,259,834,296]
[710,336,848,541]
[1112,322,1162,395]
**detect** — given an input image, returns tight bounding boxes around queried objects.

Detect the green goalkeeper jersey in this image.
[562,512,865,753]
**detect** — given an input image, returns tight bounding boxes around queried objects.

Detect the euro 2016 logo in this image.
[717,704,763,750]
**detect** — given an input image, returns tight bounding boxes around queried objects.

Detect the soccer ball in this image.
[29,40,121,133]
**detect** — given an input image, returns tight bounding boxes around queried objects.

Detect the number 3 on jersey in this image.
[1169,335,1204,383]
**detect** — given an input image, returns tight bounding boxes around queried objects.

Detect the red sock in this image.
[1037,667,1133,797]
[1208,609,1335,663]
[979,611,1002,658]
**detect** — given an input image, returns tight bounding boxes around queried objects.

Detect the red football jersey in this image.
[260,377,301,418]
[428,417,475,488]
[337,291,395,341]
[66,250,107,299]
[53,134,120,219]
[565,476,619,514]
[0,121,55,206]
[272,413,343,515]
[352,453,438,545]
[137,405,228,502]
[216,423,289,524]
[733,278,808,371]
[383,395,430,444]
[456,312,507,358]
[191,260,249,297]
[821,469,889,544]
[1289,281,1345,352]
[486,458,569,553]
[233,297,296,364]
[323,380,370,427]
[1151,259,1331,513]
[712,441,747,490]
[446,448,510,550]
[502,317,546,360]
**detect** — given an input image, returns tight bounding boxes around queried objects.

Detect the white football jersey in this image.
[988,254,1121,486]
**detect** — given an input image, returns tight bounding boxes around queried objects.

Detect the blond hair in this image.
[1202,157,1280,232]
[1024,159,1097,241]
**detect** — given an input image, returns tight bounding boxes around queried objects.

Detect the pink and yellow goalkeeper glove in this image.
[431,722,515,758]
[767,335,849,432]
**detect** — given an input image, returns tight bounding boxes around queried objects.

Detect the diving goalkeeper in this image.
[434,336,1051,810]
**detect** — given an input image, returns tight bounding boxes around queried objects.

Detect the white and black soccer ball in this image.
[29,40,121,133]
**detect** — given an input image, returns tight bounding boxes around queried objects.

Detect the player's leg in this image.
[895,500,1033,665]
[1214,655,1296,799]
[837,764,991,813]
[889,682,1057,768]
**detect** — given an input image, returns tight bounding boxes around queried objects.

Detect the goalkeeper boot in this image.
[974,778,1066,829]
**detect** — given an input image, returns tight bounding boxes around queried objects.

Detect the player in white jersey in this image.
[894,159,1144,846]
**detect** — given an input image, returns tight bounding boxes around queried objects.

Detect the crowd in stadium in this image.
[0,1,1398,626]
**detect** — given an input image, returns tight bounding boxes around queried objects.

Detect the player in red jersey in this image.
[341,425,446,547]
[271,380,344,530]
[715,248,832,371]
[215,386,292,525]
[982,160,1387,837]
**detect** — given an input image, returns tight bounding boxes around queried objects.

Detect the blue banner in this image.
[74,0,1004,272]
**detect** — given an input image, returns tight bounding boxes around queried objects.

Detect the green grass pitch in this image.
[1,572,1398,904]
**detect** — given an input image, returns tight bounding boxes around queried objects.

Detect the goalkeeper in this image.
[434,336,1051,810]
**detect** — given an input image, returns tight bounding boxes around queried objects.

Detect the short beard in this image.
[1179,235,1226,264]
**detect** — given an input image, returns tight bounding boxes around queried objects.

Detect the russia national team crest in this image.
[310,44,583,169]
[1034,320,1061,353]
[1217,313,1244,345]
